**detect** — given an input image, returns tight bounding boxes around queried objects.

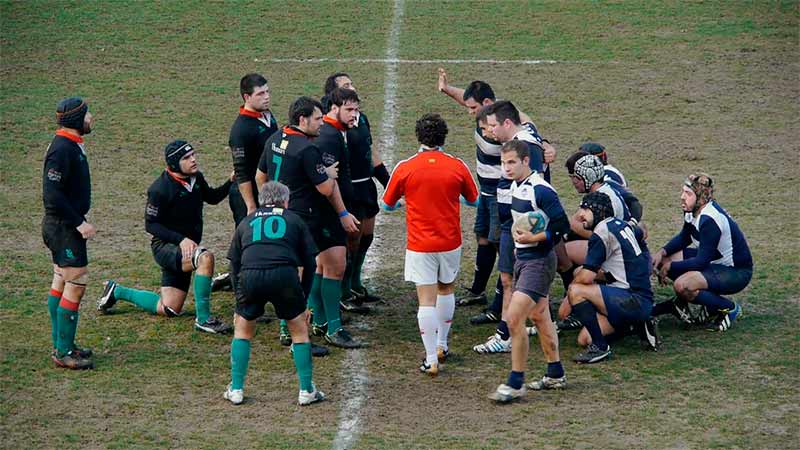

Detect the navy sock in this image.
[546,361,564,378]
[496,320,510,340]
[470,243,496,294]
[488,277,503,315]
[507,370,524,390]
[558,265,576,293]
[693,290,735,314]
[651,300,675,317]
[572,301,608,349]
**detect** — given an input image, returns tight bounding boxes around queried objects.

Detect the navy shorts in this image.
[42,216,88,268]
[600,285,653,330]
[236,266,307,321]
[498,228,515,273]
[513,251,557,301]
[151,241,192,292]
[680,249,753,295]
[474,194,501,243]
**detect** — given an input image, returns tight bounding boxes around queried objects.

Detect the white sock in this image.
[436,293,455,351]
[417,306,438,366]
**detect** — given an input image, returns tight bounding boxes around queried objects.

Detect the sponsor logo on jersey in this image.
[47,168,62,182]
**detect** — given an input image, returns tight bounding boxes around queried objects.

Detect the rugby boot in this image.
[97,280,118,313]
[211,272,232,292]
[223,384,244,405]
[456,289,487,307]
[340,296,370,314]
[324,328,363,349]
[195,316,232,334]
[419,360,439,377]
[469,309,500,325]
[706,303,741,332]
[574,343,612,364]
[527,375,567,391]
[556,314,582,331]
[298,386,326,406]
[351,286,381,303]
[489,383,527,403]
[52,350,94,370]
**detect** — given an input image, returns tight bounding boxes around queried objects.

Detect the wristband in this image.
[338,210,349,218]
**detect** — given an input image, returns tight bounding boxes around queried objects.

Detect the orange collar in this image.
[283,125,308,137]
[323,115,347,132]
[55,129,83,144]
[166,168,193,190]
[239,106,264,119]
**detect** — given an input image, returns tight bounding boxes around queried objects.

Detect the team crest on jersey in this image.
[280,140,289,150]
[316,163,326,174]
[146,203,159,217]
[230,146,245,159]
[47,168,62,182]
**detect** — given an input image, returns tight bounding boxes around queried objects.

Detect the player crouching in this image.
[565,192,658,364]
[97,140,232,334]
[224,182,325,405]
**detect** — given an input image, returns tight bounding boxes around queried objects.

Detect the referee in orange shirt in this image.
[382,113,479,376]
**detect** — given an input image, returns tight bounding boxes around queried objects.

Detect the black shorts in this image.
[236,266,307,321]
[600,286,653,330]
[151,241,192,291]
[42,216,88,268]
[309,213,347,252]
[350,179,379,220]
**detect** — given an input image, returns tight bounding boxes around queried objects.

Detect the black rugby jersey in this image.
[316,116,354,209]
[42,130,91,227]
[348,112,373,181]
[230,107,278,193]
[258,126,329,217]
[145,170,231,245]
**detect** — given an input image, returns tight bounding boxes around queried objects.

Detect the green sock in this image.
[47,292,60,348]
[341,255,353,299]
[114,285,159,314]
[193,274,212,323]
[308,273,325,327]
[351,247,368,291]
[322,277,342,335]
[291,342,314,392]
[279,320,289,336]
[56,305,79,356]
[230,338,251,390]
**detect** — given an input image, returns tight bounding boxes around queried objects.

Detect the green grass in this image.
[1,0,799,448]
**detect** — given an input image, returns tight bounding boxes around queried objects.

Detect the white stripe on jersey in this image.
[593,219,630,289]
[604,164,627,187]
[687,202,735,267]
[597,183,627,221]
[475,128,501,156]
[510,172,556,249]
[476,159,502,179]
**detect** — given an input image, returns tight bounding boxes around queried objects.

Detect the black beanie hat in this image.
[56,97,88,130]
[164,140,194,172]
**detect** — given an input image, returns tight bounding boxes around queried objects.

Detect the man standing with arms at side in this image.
[43,97,96,369]
[213,73,279,292]
[382,113,479,376]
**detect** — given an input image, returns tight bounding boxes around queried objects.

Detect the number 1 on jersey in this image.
[272,154,283,180]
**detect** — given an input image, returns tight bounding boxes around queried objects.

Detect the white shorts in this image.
[404,247,462,285]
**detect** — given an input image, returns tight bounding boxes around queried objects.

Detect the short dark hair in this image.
[565,150,590,174]
[415,113,448,148]
[489,100,520,125]
[324,72,350,95]
[463,81,495,103]
[240,73,268,100]
[288,96,323,126]
[500,140,530,160]
[475,103,492,124]
[328,87,360,107]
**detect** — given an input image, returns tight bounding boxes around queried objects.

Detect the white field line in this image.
[256,57,559,65]
[331,1,404,450]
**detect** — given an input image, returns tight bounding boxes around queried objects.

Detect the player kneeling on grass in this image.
[489,140,568,403]
[223,181,325,406]
[382,113,479,376]
[564,192,658,364]
[650,173,751,331]
[98,140,232,334]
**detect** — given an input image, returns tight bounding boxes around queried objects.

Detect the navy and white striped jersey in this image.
[584,218,653,297]
[595,181,638,222]
[497,125,548,230]
[510,172,568,259]
[663,201,753,278]
[474,123,502,196]
[604,164,627,187]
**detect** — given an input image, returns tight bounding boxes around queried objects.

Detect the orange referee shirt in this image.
[383,146,479,252]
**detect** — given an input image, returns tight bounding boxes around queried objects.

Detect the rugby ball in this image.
[512,210,547,235]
